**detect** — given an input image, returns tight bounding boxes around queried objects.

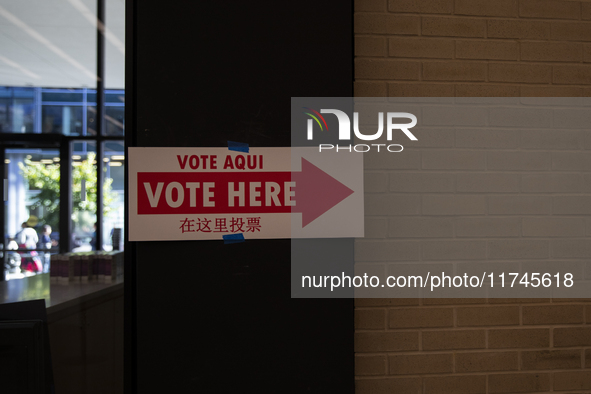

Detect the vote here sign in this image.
[128,147,364,241]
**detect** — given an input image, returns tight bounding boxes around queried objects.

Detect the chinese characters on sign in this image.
[179,217,262,233]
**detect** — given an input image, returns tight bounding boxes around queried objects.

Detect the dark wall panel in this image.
[127,1,353,392]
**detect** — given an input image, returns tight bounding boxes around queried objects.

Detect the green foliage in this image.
[19,152,117,230]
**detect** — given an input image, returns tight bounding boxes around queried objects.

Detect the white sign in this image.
[128,147,364,241]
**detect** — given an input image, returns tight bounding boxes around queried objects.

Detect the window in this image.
[0,0,125,279]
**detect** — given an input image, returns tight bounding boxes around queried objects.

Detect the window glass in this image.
[103,141,124,250]
[71,141,97,252]
[4,148,60,278]
[42,92,84,103]
[42,105,83,135]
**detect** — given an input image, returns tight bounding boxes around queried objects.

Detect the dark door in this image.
[126,1,354,392]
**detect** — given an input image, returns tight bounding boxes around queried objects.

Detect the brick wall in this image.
[355,0,591,392]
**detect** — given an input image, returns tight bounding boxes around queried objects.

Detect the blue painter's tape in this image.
[228,141,249,153]
[223,233,245,244]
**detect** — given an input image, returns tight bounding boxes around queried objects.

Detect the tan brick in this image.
[389,37,454,59]
[389,307,453,328]
[423,61,486,81]
[390,173,454,192]
[422,150,485,170]
[355,355,387,376]
[489,240,548,259]
[389,353,453,375]
[422,195,486,215]
[489,373,550,393]
[522,174,582,192]
[455,218,521,238]
[355,298,419,307]
[421,240,486,260]
[487,151,550,171]
[456,351,518,372]
[552,152,591,171]
[551,21,591,42]
[355,81,387,97]
[385,15,420,35]
[523,305,584,325]
[585,43,591,62]
[355,36,386,57]
[521,85,583,97]
[424,298,485,305]
[457,306,520,327]
[552,297,591,303]
[387,262,454,278]
[488,19,550,40]
[554,65,591,85]
[388,217,453,238]
[489,297,550,304]
[355,0,387,12]
[422,17,486,38]
[355,308,385,330]
[355,13,386,34]
[365,194,421,215]
[519,0,580,19]
[365,150,420,169]
[585,2,591,20]
[456,40,518,61]
[523,218,585,237]
[552,239,591,258]
[457,173,520,193]
[489,63,551,84]
[354,263,386,281]
[365,217,387,238]
[554,327,591,347]
[554,371,591,391]
[491,107,553,129]
[424,375,486,394]
[356,378,422,394]
[553,196,591,214]
[355,331,419,352]
[521,41,582,62]
[355,58,420,80]
[455,0,518,17]
[423,329,486,350]
[388,82,454,97]
[423,105,487,126]
[456,84,520,97]
[522,350,581,370]
[364,172,387,193]
[403,127,455,148]
[456,129,519,148]
[489,196,551,215]
[489,328,550,349]
[355,240,419,261]
[389,0,453,13]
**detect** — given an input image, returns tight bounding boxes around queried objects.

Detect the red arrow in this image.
[137,158,354,227]
[291,158,354,226]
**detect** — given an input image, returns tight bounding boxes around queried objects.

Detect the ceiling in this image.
[0,0,125,89]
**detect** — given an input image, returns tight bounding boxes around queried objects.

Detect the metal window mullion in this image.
[59,138,71,253]
[96,0,105,251]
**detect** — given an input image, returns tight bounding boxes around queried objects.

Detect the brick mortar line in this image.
[384,322,590,329]
[355,368,591,379]
[356,348,591,357]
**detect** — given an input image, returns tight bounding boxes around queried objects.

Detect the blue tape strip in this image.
[228,141,249,153]
[223,233,245,244]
